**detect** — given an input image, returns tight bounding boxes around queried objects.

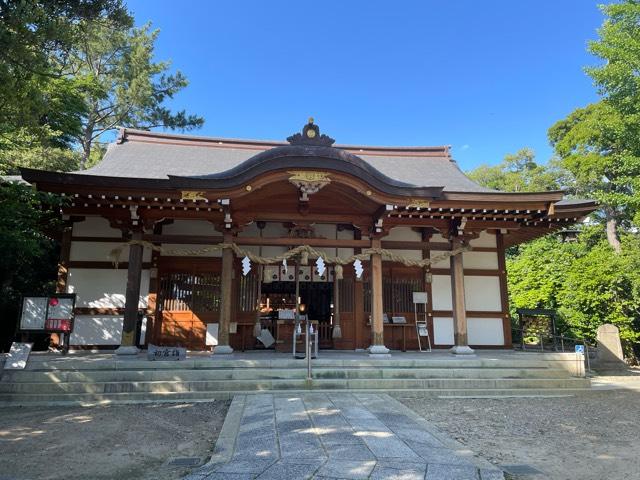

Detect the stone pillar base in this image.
[115,345,139,356]
[369,344,391,358]
[449,345,475,356]
[212,345,234,355]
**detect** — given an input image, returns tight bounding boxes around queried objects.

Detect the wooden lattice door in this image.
[154,257,222,349]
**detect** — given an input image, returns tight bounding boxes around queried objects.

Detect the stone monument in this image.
[596,324,625,368]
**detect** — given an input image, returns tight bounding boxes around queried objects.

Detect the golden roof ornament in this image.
[287,118,335,146]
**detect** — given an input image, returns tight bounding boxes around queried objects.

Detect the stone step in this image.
[18,356,580,372]
[0,385,592,407]
[0,376,590,395]
[0,366,575,383]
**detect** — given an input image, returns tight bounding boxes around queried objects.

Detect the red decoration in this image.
[49,297,59,307]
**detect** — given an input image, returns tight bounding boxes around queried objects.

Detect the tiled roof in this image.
[78,129,494,193]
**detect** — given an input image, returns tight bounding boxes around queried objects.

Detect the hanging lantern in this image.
[241,256,251,276]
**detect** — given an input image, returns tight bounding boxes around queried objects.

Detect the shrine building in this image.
[20,120,596,356]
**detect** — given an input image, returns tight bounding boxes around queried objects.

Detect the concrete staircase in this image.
[0,352,591,406]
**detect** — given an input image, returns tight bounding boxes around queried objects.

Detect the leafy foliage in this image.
[0,181,65,350]
[467,148,565,192]
[0,0,130,148]
[67,20,205,167]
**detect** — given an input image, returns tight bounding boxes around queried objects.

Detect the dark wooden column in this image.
[449,236,474,355]
[369,238,390,356]
[496,230,513,347]
[116,230,143,355]
[214,232,234,354]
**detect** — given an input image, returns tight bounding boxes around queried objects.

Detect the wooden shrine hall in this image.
[20,120,596,356]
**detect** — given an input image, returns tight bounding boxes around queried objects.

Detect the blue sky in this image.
[127,0,604,171]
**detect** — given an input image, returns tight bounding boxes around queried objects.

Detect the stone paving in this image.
[184,393,504,480]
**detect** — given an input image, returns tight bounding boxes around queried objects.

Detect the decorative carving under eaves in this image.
[288,170,331,200]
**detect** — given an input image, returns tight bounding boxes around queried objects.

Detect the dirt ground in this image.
[396,390,640,480]
[0,400,229,480]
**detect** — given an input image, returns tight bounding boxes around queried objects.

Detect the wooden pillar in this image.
[496,231,513,347]
[214,232,234,354]
[116,230,143,355]
[369,238,390,356]
[449,236,474,355]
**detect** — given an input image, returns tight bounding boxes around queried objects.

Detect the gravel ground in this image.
[395,390,640,480]
[0,401,229,480]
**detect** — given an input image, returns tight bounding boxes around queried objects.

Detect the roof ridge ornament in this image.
[287,117,335,146]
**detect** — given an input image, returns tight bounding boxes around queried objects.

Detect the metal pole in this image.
[306,319,312,380]
[294,261,300,358]
[560,333,564,352]
[584,340,591,375]
[539,333,544,352]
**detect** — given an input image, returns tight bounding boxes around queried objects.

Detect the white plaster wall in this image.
[462,251,498,269]
[70,241,152,262]
[432,275,452,310]
[72,216,120,238]
[67,269,150,308]
[262,222,288,238]
[431,275,502,312]
[464,276,502,311]
[238,221,260,237]
[337,227,355,259]
[468,317,505,345]
[430,233,447,243]
[69,316,146,346]
[470,231,497,248]
[433,317,454,344]
[162,219,218,236]
[430,251,451,269]
[386,227,421,241]
[70,315,123,345]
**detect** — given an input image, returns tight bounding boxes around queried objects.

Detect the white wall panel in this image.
[430,251,451,269]
[470,231,497,248]
[433,317,454,344]
[70,315,123,345]
[237,221,260,237]
[468,317,504,345]
[462,251,499,269]
[70,242,151,262]
[67,269,150,308]
[464,276,502,311]
[386,227,421,241]
[262,222,288,238]
[162,219,218,235]
[432,275,452,311]
[72,216,120,237]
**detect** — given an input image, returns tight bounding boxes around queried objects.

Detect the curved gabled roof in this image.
[77,127,495,193]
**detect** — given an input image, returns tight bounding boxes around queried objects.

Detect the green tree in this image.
[549,1,640,253]
[67,20,205,168]
[0,0,130,149]
[558,235,640,348]
[467,148,565,193]
[0,181,66,350]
